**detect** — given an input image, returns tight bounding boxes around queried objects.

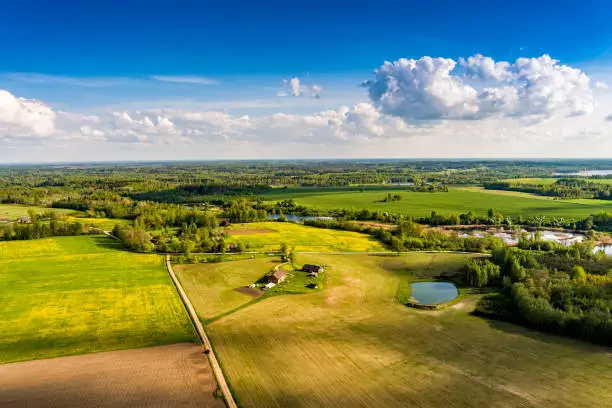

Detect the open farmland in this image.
[193,254,612,408]
[0,204,74,221]
[174,257,279,320]
[0,343,223,408]
[0,235,196,363]
[226,221,386,252]
[263,186,612,218]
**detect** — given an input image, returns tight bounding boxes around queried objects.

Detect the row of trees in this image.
[2,220,84,241]
[485,178,612,200]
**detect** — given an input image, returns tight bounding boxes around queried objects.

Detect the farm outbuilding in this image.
[302,264,324,275]
[269,269,287,284]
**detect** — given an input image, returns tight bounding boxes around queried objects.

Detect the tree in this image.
[571,265,587,283]
[390,237,404,254]
[465,259,501,287]
[509,258,526,283]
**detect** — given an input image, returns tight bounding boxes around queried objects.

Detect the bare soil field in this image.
[235,286,264,298]
[0,343,224,408]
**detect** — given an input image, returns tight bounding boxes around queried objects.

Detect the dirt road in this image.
[165,255,238,408]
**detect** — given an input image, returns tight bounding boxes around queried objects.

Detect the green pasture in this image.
[226,221,386,252]
[263,186,612,218]
[174,257,279,320]
[0,204,74,221]
[195,254,612,408]
[0,235,196,363]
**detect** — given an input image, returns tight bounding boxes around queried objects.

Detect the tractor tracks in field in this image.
[165,255,238,408]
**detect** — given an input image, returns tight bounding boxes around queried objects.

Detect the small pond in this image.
[410,282,459,305]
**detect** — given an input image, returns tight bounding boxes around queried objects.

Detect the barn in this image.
[269,269,287,284]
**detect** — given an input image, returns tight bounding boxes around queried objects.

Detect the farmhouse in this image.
[269,269,287,284]
[302,264,324,276]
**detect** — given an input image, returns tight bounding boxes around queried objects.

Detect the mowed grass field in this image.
[226,222,386,252]
[199,254,612,408]
[263,186,612,218]
[0,204,74,221]
[0,235,196,363]
[175,257,279,320]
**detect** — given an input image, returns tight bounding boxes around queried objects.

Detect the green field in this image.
[226,222,386,252]
[0,235,196,363]
[188,254,612,408]
[64,215,132,230]
[175,257,279,320]
[263,186,612,218]
[0,204,74,221]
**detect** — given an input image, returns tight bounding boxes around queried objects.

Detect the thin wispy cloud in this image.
[150,75,219,85]
[3,73,131,87]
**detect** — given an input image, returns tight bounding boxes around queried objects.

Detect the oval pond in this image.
[410,282,459,305]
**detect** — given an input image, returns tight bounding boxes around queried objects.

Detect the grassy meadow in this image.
[0,204,74,221]
[0,235,196,363]
[226,221,386,252]
[174,257,279,320]
[263,186,612,218]
[191,254,612,408]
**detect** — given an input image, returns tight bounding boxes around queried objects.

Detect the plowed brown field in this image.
[0,343,224,408]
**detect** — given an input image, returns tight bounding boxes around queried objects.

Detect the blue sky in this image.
[1,1,612,162]
[2,0,611,76]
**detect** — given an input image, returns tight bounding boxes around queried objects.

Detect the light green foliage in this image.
[571,265,587,283]
[465,258,501,287]
[202,254,612,408]
[0,236,196,363]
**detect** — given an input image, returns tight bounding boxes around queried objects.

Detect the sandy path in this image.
[165,255,238,408]
[0,343,225,408]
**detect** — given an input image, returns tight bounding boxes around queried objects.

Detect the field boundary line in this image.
[165,255,238,408]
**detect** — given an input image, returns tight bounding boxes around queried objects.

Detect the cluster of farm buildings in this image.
[261,264,324,290]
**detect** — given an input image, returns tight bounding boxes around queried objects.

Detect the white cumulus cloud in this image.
[279,77,322,98]
[365,54,595,122]
[0,90,56,138]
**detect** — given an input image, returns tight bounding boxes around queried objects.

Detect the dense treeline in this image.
[1,220,84,241]
[304,218,504,253]
[469,236,612,346]
[111,205,228,254]
[485,178,612,200]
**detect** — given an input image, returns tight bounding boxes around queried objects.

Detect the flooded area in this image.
[555,170,612,176]
[456,228,585,246]
[267,214,334,223]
